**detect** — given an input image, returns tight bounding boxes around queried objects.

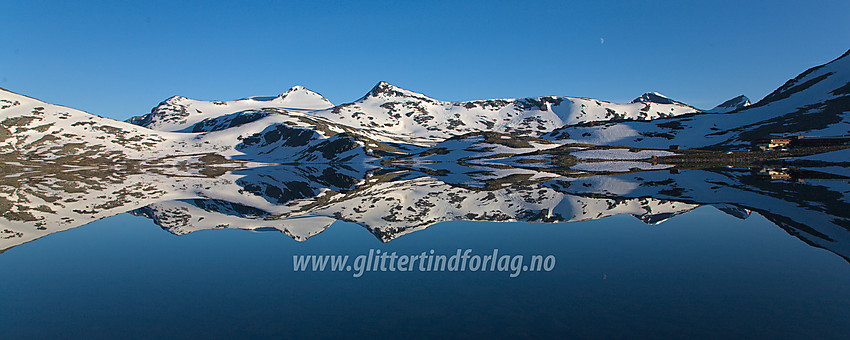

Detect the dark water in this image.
[2,165,850,338]
[2,208,850,338]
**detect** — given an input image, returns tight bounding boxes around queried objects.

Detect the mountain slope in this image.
[0,87,392,164]
[547,49,850,150]
[632,92,694,107]
[307,82,699,145]
[0,87,191,162]
[189,109,405,163]
[127,85,333,132]
[705,95,751,113]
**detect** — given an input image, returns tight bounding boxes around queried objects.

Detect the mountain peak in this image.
[279,85,308,96]
[275,85,333,109]
[361,81,436,102]
[367,81,405,97]
[631,92,676,105]
[277,85,322,98]
[163,95,190,104]
[706,95,751,113]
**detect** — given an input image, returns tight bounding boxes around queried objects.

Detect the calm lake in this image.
[2,166,849,338]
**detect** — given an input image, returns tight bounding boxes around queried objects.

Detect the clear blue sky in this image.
[2,0,849,120]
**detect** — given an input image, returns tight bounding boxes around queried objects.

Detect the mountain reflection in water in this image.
[1,160,849,262]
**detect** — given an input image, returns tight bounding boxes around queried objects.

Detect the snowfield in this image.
[2,49,849,261]
[573,161,674,172]
[548,50,850,150]
[571,148,676,160]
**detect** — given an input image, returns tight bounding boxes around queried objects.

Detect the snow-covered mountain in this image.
[7,48,849,165]
[1,75,707,167]
[0,86,398,164]
[0,87,190,161]
[3,48,850,260]
[631,92,695,107]
[705,95,751,113]
[305,82,699,145]
[127,85,333,132]
[125,81,700,146]
[548,49,850,150]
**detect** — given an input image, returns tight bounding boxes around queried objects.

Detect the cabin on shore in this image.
[752,135,850,151]
[752,138,791,151]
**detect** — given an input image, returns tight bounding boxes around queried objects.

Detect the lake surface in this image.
[2,165,850,338]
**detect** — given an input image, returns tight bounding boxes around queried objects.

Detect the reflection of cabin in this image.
[752,138,791,151]
[752,167,849,183]
[755,168,791,180]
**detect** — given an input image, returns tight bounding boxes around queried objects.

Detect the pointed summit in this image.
[366,81,407,97]
[360,81,438,103]
[163,95,190,104]
[631,92,677,105]
[706,95,751,113]
[275,85,333,109]
[278,85,308,97]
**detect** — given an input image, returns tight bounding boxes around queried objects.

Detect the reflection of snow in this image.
[572,148,675,160]
[573,161,673,172]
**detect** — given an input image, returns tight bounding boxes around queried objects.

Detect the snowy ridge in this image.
[2,79,704,165]
[126,85,333,132]
[192,111,403,163]
[125,81,701,147]
[2,48,849,263]
[308,82,700,145]
[631,92,694,107]
[0,87,401,164]
[548,49,850,149]
[7,48,849,165]
[0,87,200,161]
[705,95,751,113]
